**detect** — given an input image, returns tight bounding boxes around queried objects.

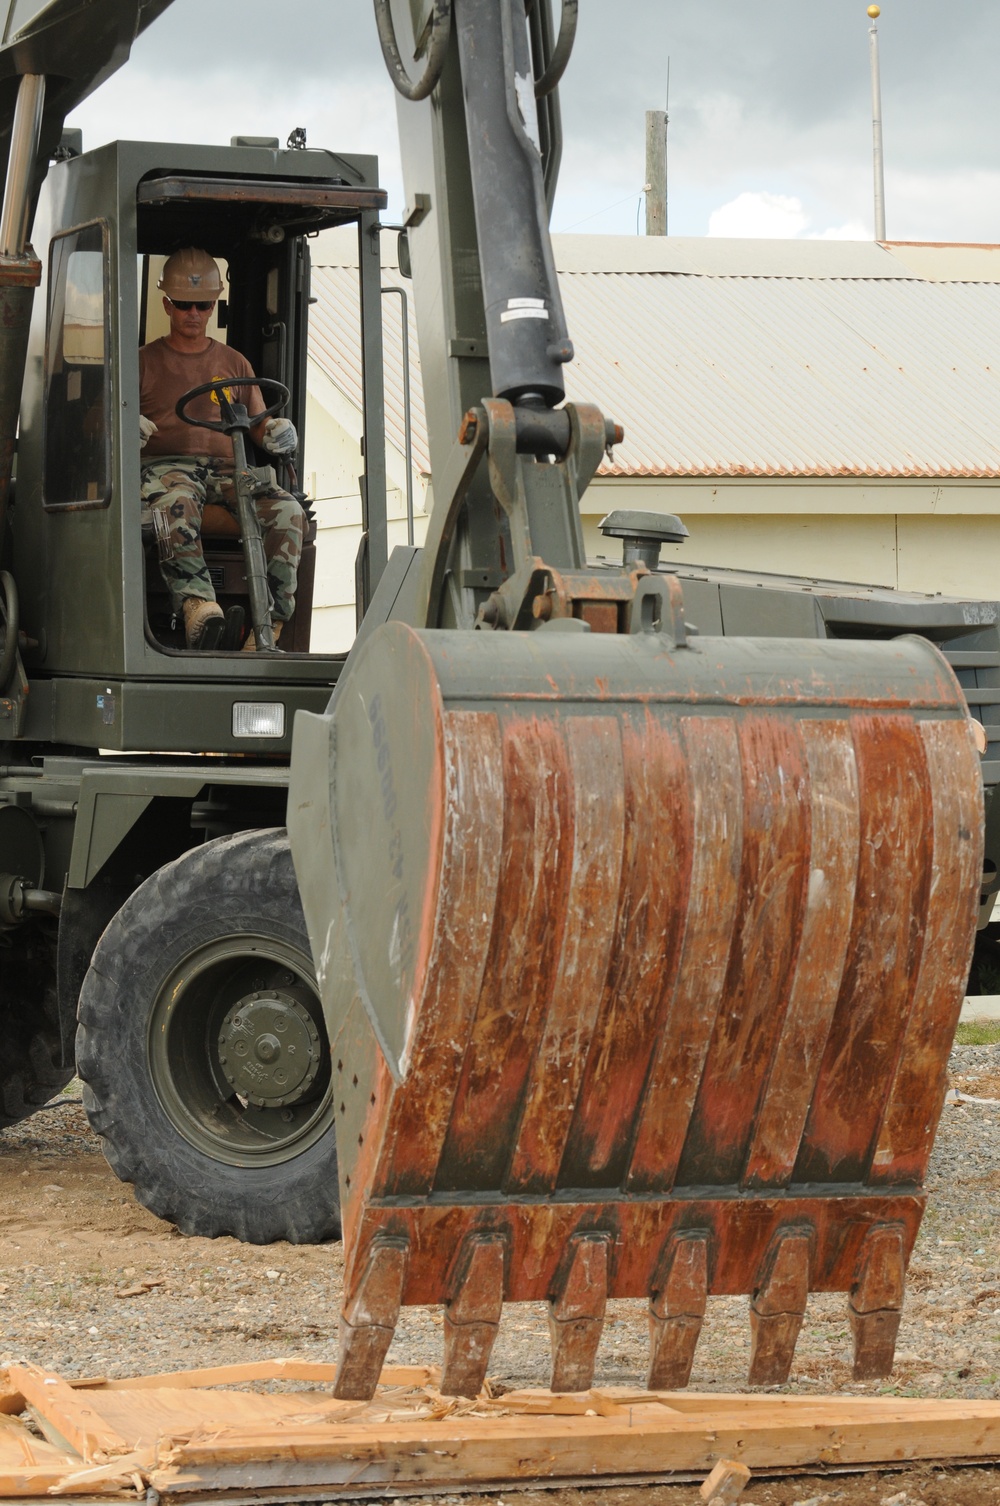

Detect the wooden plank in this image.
[700,1458,751,1503]
[0,1409,90,1498]
[0,1465,126,1498]
[0,1413,77,1471]
[45,1448,154,1497]
[0,1386,23,1421]
[93,1360,343,1391]
[70,1387,369,1450]
[88,1361,438,1393]
[145,1397,1000,1493]
[6,1366,131,1463]
[6,1364,1000,1503]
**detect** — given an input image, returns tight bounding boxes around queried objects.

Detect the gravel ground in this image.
[0,1043,998,1506]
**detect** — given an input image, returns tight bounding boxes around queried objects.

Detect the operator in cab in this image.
[139,248,304,651]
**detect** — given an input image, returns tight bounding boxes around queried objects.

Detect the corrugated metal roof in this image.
[308,238,1000,480]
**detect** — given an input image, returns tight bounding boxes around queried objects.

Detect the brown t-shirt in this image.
[139,337,266,463]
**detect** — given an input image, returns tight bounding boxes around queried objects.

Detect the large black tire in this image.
[76,829,340,1244]
[1,936,74,1127]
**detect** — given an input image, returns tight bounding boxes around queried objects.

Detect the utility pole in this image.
[645,109,667,235]
[868,4,887,241]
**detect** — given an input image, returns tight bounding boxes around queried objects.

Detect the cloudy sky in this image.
[69,0,1000,244]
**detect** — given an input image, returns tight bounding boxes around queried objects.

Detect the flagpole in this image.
[868,4,887,241]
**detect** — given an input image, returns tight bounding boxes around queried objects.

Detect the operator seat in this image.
[142,492,317,652]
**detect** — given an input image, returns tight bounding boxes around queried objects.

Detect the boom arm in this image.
[383,0,608,633]
[0,0,174,216]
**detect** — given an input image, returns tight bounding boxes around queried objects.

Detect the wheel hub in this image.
[217,990,321,1108]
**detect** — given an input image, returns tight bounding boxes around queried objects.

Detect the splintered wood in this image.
[1,1359,1000,1500]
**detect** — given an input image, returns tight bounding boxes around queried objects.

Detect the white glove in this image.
[262,416,297,456]
[138,415,158,449]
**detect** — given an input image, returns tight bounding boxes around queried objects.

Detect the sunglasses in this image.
[166,297,215,312]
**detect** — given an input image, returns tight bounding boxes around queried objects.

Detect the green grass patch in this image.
[955,1019,1000,1046]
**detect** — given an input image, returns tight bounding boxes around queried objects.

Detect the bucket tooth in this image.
[548,1233,610,1393]
[849,1224,906,1380]
[748,1228,810,1387]
[334,1237,409,1400]
[441,1234,506,1398]
[647,1231,709,1390]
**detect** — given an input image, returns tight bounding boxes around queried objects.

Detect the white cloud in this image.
[809,220,871,241]
[708,192,809,239]
[707,191,870,241]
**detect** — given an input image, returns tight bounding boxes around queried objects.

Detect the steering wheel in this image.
[0,569,18,694]
[175,376,290,434]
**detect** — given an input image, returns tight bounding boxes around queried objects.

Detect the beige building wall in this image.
[306,361,429,653]
[582,478,1000,602]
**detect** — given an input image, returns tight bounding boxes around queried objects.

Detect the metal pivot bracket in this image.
[414,409,491,629]
[479,559,688,648]
[417,396,635,636]
[480,396,611,574]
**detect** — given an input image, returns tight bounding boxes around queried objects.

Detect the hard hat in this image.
[158,248,224,302]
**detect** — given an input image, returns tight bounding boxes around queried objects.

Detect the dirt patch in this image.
[952,1071,1000,1100]
[417,1476,1000,1506]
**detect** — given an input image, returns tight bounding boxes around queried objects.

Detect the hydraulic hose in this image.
[533,0,577,98]
[374,0,452,101]
[0,569,18,693]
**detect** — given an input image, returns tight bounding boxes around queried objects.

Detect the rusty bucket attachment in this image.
[289,613,982,1399]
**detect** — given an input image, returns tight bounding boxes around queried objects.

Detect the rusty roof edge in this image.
[597,462,1000,480]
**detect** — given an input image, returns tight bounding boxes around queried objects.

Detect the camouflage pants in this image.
[140,456,305,621]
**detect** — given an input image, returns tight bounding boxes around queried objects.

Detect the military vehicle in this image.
[0,0,990,1403]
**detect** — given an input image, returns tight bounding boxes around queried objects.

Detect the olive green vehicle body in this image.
[0,135,390,1183]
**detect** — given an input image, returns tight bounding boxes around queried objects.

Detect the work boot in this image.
[241,621,283,652]
[182,597,225,651]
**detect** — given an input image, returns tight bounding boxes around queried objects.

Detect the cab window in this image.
[44,222,111,509]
